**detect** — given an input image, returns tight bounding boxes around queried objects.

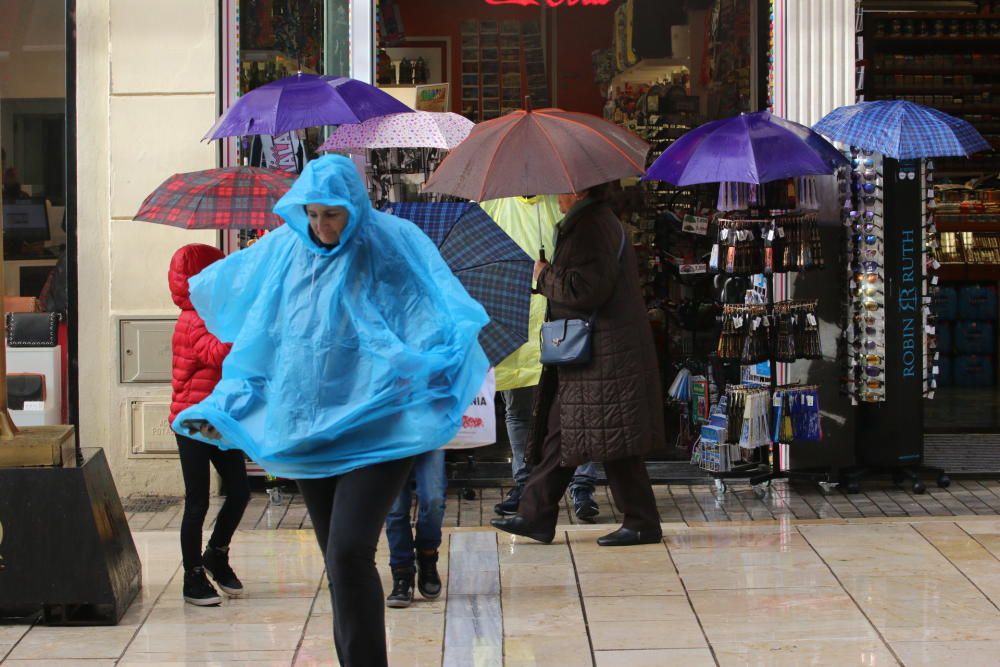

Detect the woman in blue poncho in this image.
[174,155,489,667]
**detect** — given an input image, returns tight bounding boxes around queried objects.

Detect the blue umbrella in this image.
[813,100,990,160]
[643,111,848,186]
[204,74,412,140]
[385,202,533,367]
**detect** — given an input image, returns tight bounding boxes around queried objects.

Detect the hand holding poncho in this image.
[172,155,490,478]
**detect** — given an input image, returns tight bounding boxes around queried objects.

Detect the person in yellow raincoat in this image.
[480,195,600,522]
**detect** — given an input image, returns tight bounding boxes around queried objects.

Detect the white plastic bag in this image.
[445,369,497,450]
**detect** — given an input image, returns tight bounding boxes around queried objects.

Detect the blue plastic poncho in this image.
[172,155,490,479]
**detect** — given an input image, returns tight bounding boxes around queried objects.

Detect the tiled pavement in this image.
[4,518,1000,665]
[122,479,1000,533]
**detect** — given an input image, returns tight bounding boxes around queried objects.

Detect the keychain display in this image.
[773,300,822,362]
[771,212,825,273]
[718,304,769,363]
[719,301,820,363]
[715,214,824,275]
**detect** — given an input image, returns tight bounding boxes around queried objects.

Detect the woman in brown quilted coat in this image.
[492,183,664,547]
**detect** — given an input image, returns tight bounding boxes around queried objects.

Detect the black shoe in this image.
[202,546,244,597]
[183,567,222,606]
[596,526,663,547]
[494,485,525,516]
[490,515,555,544]
[386,567,415,609]
[416,551,442,600]
[571,487,599,523]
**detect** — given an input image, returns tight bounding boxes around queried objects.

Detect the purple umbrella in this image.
[203,74,413,141]
[644,111,848,186]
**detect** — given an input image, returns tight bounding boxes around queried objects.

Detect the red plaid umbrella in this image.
[133,167,296,230]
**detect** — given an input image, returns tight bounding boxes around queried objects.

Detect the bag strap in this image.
[544,224,629,324]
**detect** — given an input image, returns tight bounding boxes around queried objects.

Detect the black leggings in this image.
[297,457,415,667]
[177,434,251,571]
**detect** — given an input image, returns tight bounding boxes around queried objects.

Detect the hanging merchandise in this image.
[772,385,823,443]
[717,304,769,364]
[690,375,712,425]
[772,212,825,273]
[772,301,821,362]
[714,217,765,275]
[842,148,887,404]
[721,385,771,450]
[668,367,693,402]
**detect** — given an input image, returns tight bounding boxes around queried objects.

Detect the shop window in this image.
[0,0,71,427]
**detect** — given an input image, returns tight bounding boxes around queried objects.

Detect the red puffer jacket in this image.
[169,244,232,424]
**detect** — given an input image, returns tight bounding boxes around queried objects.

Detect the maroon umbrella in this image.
[133,167,295,230]
[423,107,650,202]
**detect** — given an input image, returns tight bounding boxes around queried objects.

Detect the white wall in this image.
[78,0,218,494]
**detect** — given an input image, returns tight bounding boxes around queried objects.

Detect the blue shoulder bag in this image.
[539,228,626,366]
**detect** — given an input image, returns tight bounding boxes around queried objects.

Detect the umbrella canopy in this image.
[319,111,475,151]
[644,111,848,186]
[813,100,991,160]
[134,167,295,230]
[384,202,533,367]
[423,108,650,201]
[204,74,413,140]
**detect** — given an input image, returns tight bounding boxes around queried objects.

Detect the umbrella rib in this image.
[477,116,525,201]
[533,118,577,192]
[543,113,647,172]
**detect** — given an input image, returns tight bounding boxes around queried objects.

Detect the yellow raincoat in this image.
[480,195,561,392]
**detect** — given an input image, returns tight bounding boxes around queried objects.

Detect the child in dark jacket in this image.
[169,244,249,606]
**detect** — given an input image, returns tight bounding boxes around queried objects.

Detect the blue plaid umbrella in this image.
[813,100,990,160]
[385,202,533,367]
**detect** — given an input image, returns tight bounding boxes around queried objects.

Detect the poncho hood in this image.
[274,154,368,256]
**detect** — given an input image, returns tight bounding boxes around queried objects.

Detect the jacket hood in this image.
[273,154,370,257]
[169,243,226,310]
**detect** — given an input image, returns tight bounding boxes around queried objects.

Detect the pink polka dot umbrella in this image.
[318,111,475,151]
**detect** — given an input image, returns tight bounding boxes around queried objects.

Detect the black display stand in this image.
[840,159,950,494]
[0,448,142,624]
[710,214,835,497]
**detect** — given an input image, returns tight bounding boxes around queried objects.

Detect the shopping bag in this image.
[445,369,497,450]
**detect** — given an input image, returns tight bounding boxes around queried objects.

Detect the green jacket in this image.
[480,195,561,392]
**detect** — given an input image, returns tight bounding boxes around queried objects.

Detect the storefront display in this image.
[860,0,1000,470]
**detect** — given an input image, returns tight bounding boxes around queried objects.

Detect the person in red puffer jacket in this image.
[169,243,250,607]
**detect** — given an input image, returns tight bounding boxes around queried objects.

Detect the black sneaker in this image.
[572,487,599,522]
[494,485,524,516]
[202,546,244,597]
[416,551,442,600]
[386,567,415,609]
[183,567,222,607]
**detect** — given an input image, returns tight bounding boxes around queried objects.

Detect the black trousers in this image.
[177,434,251,571]
[297,456,415,667]
[518,392,661,533]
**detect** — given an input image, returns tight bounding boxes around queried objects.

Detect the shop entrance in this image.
[859,0,1000,472]
[372,0,764,474]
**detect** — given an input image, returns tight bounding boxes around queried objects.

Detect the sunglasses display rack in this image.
[839,156,950,495]
[843,149,888,404]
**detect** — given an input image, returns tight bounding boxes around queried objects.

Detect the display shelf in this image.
[870,66,1000,74]
[937,263,1000,280]
[611,57,691,87]
[869,35,1000,42]
[937,216,1000,232]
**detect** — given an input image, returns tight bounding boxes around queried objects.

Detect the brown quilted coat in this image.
[527,198,665,468]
